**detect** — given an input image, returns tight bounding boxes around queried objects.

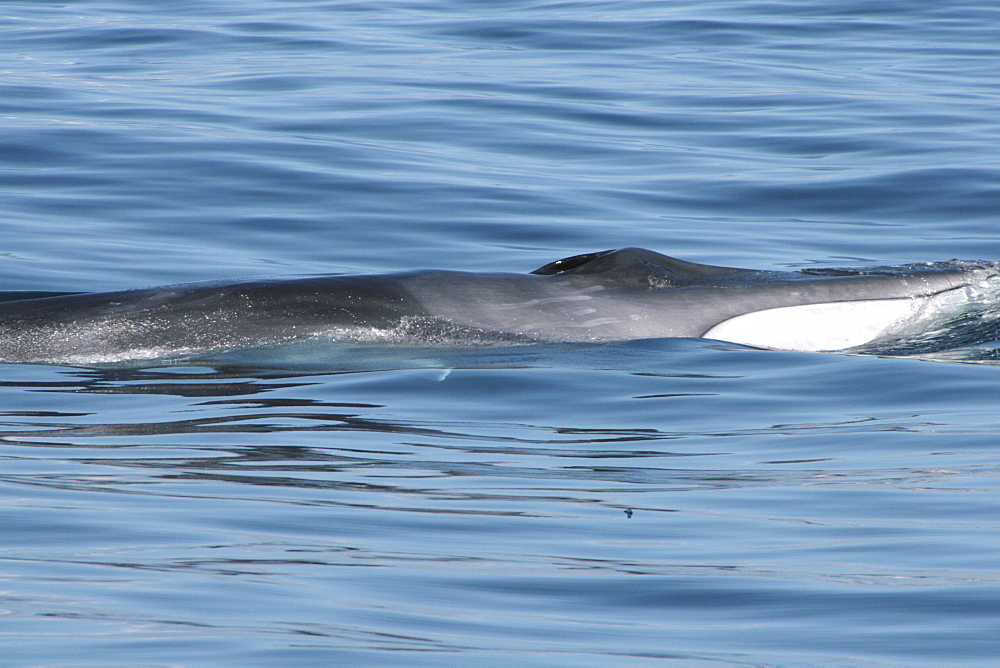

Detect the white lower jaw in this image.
[703,298,923,352]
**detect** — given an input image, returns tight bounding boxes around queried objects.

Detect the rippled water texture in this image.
[2,1,999,665]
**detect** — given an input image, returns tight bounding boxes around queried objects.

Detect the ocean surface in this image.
[2,1,999,665]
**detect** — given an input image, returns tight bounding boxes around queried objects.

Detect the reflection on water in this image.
[1,343,998,665]
[3,356,995,503]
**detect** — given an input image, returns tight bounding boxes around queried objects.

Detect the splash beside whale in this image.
[0,248,997,366]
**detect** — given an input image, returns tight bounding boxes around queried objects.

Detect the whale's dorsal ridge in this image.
[530,249,617,276]
[530,247,752,287]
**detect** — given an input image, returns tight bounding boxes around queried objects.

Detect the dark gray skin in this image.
[0,248,994,364]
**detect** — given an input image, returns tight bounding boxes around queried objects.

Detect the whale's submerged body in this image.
[0,248,998,366]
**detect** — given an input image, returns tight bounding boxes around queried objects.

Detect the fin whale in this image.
[0,248,996,365]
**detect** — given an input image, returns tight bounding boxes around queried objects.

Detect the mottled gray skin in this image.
[0,248,993,364]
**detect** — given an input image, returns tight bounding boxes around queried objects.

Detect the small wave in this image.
[851,267,1000,359]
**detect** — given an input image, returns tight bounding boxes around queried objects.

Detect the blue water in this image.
[2,1,999,665]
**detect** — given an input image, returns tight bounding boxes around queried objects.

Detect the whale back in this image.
[0,248,996,365]
[531,247,754,288]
